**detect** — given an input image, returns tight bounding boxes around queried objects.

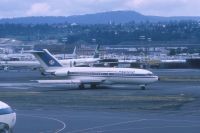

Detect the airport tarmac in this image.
[0,69,200,133]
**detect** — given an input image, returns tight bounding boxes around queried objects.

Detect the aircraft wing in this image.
[33,79,105,85]
[35,80,81,84]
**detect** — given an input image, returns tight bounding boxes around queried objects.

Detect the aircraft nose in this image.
[153,76,159,82]
[156,76,159,80]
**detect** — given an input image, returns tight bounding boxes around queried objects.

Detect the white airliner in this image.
[55,46,77,59]
[0,48,34,61]
[60,44,100,67]
[31,49,158,89]
[0,101,16,133]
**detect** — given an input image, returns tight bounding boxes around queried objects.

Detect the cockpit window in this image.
[0,107,14,115]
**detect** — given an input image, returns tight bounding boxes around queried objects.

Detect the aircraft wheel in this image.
[41,72,46,76]
[140,85,146,90]
[91,84,97,88]
[79,84,85,89]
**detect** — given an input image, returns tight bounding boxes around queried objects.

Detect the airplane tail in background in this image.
[20,48,24,54]
[30,49,62,70]
[72,46,77,56]
[93,44,100,58]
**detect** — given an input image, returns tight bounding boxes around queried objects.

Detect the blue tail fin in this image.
[31,49,62,69]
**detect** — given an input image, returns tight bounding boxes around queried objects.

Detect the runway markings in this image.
[67,119,147,133]
[99,125,200,133]
[67,119,200,133]
[18,114,66,133]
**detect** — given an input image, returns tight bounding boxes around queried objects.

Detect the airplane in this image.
[60,44,100,67]
[55,46,77,59]
[0,48,34,61]
[0,101,16,133]
[30,49,158,90]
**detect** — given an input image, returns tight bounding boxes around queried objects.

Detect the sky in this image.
[0,0,200,18]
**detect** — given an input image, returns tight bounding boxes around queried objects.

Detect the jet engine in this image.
[54,70,69,77]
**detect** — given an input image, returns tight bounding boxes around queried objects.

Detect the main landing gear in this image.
[90,84,97,88]
[79,84,97,89]
[79,84,85,89]
[140,85,146,90]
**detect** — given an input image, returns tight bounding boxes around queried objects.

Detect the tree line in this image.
[0,20,200,46]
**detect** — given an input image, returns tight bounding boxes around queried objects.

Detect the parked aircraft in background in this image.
[0,45,101,71]
[0,101,16,133]
[60,44,100,67]
[0,48,34,61]
[31,49,158,90]
[55,46,77,59]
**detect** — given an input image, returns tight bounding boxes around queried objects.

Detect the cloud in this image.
[26,2,61,16]
[52,0,123,15]
[124,0,146,8]
[123,0,200,16]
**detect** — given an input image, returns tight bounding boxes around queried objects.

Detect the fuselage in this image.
[60,58,100,67]
[48,67,158,85]
[55,54,76,59]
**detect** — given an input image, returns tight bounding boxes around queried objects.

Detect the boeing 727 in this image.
[31,49,158,90]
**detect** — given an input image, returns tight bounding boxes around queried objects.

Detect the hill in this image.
[0,10,200,24]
